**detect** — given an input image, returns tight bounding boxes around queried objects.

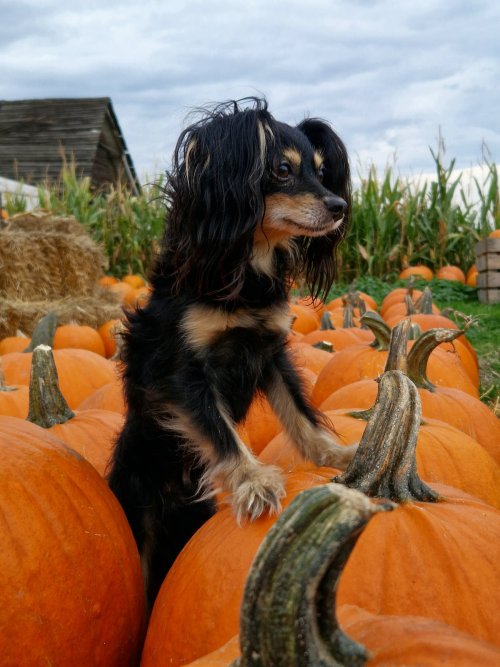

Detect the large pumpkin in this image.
[141,372,500,665]
[181,607,500,666]
[0,416,146,665]
[260,411,500,509]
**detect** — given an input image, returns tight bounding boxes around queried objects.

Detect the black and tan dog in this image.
[108,97,355,607]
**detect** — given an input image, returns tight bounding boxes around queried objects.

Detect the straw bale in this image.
[4,211,90,236]
[0,213,109,300]
[0,290,123,339]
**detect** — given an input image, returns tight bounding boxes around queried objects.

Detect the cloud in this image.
[0,0,499,180]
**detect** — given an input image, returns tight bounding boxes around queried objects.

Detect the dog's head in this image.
[165,98,350,300]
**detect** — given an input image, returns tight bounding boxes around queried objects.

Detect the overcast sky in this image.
[1,0,499,183]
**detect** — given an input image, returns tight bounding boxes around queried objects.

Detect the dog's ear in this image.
[296,119,351,301]
[297,118,351,208]
[165,100,276,299]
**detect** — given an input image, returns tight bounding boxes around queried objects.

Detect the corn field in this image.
[3,148,499,280]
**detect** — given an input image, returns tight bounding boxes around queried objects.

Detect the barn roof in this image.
[0,97,140,194]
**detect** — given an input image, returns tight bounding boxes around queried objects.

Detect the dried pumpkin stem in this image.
[383,318,410,374]
[414,286,434,314]
[24,311,58,352]
[334,370,438,503]
[359,312,391,350]
[232,485,392,667]
[27,344,74,428]
[406,328,464,392]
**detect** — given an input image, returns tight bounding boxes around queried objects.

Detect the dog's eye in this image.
[318,165,325,183]
[275,162,292,181]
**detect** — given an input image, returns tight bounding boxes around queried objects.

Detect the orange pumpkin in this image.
[127,285,151,308]
[26,346,123,476]
[53,323,106,356]
[1,348,116,409]
[142,468,336,666]
[300,327,374,349]
[399,265,433,281]
[488,229,500,238]
[436,265,466,283]
[0,364,29,417]
[289,302,320,333]
[77,379,125,413]
[98,319,124,358]
[122,273,146,289]
[146,373,500,664]
[181,607,500,666]
[0,416,146,665]
[108,280,135,303]
[380,287,423,318]
[260,411,500,508]
[0,334,31,355]
[98,275,120,288]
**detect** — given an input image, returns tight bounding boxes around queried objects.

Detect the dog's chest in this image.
[180,302,292,353]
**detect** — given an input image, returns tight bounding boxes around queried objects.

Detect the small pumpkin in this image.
[53,323,106,356]
[0,363,29,417]
[0,332,31,355]
[399,265,433,281]
[26,345,123,476]
[2,347,116,409]
[122,273,146,289]
[98,319,124,358]
[436,265,466,283]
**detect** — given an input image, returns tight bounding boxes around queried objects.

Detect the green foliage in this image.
[339,142,499,281]
[5,160,167,277]
[3,141,498,281]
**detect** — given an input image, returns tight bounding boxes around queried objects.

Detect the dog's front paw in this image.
[230,463,285,523]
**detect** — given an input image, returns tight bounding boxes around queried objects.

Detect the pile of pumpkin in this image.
[0,280,499,666]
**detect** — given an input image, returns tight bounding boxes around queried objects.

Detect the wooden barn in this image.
[0,97,141,194]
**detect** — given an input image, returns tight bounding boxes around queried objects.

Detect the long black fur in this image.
[108,98,351,609]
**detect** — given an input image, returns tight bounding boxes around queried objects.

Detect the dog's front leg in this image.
[266,349,356,470]
[167,391,285,523]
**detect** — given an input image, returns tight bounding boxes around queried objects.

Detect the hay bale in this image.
[0,212,108,300]
[0,291,123,339]
[4,211,90,236]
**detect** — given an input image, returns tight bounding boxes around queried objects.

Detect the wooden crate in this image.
[476,238,500,303]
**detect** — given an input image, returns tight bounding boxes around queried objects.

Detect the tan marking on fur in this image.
[181,302,292,350]
[257,120,268,170]
[266,372,356,470]
[283,147,302,170]
[262,192,344,239]
[184,138,197,186]
[314,150,324,170]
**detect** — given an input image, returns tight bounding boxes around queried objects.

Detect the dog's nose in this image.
[323,195,347,217]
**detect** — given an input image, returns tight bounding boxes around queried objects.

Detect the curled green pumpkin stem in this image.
[334,370,438,503]
[232,485,392,667]
[359,311,391,350]
[406,327,464,392]
[27,344,74,428]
